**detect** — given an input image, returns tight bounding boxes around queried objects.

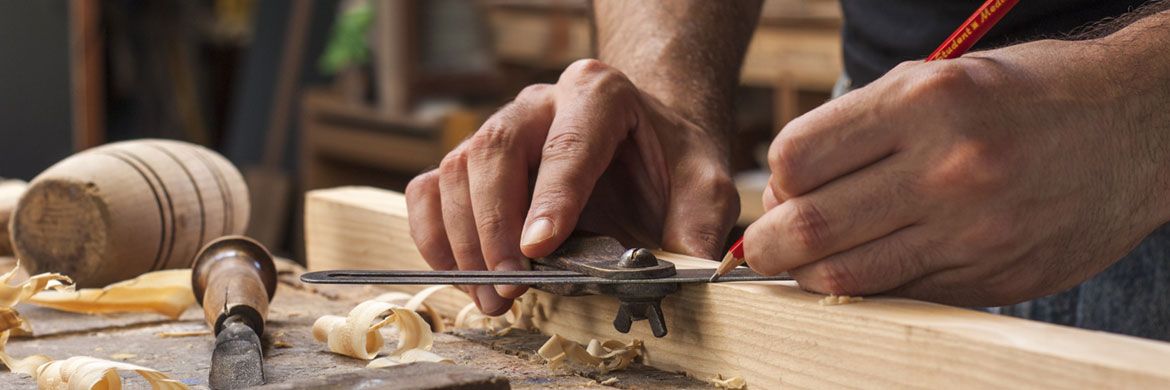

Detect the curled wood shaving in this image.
[36,356,189,389]
[454,293,538,335]
[0,260,73,308]
[373,285,453,332]
[313,299,446,364]
[709,374,747,389]
[1,261,72,376]
[367,348,453,368]
[818,295,863,306]
[1,263,187,389]
[27,269,195,319]
[537,334,643,374]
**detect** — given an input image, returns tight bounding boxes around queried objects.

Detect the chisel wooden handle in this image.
[192,236,277,335]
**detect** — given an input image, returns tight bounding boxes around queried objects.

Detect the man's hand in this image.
[406,60,739,315]
[747,38,1170,306]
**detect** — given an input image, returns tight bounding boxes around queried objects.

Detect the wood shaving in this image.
[155,330,211,338]
[537,334,643,374]
[818,295,863,306]
[312,299,447,364]
[1,261,71,376]
[599,377,619,385]
[27,269,195,319]
[710,374,747,389]
[454,293,538,335]
[367,348,453,368]
[373,285,453,332]
[36,356,189,389]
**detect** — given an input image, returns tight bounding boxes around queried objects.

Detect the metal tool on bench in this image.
[301,234,791,338]
[192,236,278,389]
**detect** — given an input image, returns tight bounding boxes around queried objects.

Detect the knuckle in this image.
[468,121,514,156]
[405,171,439,200]
[924,139,1012,197]
[783,200,832,255]
[449,240,482,260]
[439,149,467,175]
[541,130,592,162]
[517,83,552,100]
[531,184,579,212]
[903,61,978,101]
[563,59,611,78]
[561,59,632,97]
[473,211,508,239]
[808,261,861,295]
[767,136,807,197]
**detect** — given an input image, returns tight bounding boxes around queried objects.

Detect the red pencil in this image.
[710,0,1019,282]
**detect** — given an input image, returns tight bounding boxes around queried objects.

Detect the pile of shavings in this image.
[1,261,191,389]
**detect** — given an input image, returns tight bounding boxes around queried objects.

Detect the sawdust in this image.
[537,334,644,374]
[819,295,863,306]
[709,374,747,389]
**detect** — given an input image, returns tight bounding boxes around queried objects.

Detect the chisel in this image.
[192,236,278,389]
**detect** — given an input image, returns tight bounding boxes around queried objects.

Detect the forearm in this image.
[1093,4,1170,222]
[592,1,761,153]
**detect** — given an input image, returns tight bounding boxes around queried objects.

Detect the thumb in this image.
[660,168,740,260]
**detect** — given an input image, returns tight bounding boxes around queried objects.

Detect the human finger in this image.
[520,60,640,258]
[438,149,513,315]
[743,159,924,275]
[768,91,902,200]
[465,84,555,298]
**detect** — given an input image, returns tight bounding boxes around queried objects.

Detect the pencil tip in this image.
[708,274,720,283]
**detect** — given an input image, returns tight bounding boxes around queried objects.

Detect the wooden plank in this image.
[305,186,1170,389]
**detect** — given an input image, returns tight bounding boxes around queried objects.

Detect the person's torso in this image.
[839,0,1152,87]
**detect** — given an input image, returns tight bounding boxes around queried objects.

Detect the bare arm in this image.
[595,1,762,155]
[745,2,1170,306]
[405,2,763,315]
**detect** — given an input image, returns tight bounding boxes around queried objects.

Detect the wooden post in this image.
[305,186,1170,389]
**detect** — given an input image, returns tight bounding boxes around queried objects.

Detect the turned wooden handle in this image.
[192,236,277,335]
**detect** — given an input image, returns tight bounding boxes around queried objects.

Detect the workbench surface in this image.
[0,258,708,389]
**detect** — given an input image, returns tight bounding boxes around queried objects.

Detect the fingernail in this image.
[493,259,530,298]
[521,218,555,247]
[476,285,511,315]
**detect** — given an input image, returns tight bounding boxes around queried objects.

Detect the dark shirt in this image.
[840,0,1152,86]
[839,0,1170,342]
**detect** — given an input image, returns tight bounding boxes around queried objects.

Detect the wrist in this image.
[1093,21,1170,224]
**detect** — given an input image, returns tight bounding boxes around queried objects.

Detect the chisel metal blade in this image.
[210,316,265,389]
[301,267,791,285]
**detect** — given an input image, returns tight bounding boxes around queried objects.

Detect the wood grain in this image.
[11,140,249,287]
[305,186,1170,389]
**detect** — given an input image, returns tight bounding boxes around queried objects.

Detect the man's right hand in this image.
[405,59,740,315]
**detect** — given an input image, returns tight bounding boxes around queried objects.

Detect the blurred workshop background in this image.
[0,0,841,261]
